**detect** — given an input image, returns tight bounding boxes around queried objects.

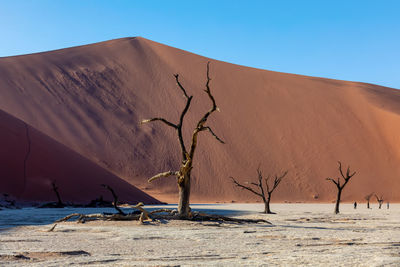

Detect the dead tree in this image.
[365,193,373,209]
[326,161,356,214]
[141,62,224,218]
[2,193,16,208]
[375,194,384,209]
[55,202,271,225]
[51,181,64,207]
[101,184,125,215]
[230,167,288,214]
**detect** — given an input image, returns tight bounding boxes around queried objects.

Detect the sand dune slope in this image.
[0,109,160,204]
[0,37,400,202]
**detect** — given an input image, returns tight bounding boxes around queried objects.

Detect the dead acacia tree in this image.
[230,167,288,214]
[101,184,125,215]
[326,161,356,214]
[51,181,64,207]
[55,63,271,225]
[365,193,373,209]
[141,62,224,218]
[375,194,384,209]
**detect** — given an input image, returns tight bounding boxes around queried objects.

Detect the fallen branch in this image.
[55,213,82,223]
[47,224,57,232]
[191,212,271,224]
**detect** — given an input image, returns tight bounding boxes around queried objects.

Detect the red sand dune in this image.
[0,109,160,204]
[1,37,400,203]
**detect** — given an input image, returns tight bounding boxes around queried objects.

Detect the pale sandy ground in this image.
[0,204,399,266]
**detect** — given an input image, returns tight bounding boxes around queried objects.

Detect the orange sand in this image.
[1,37,399,203]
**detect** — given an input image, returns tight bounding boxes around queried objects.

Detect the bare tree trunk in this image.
[263,202,268,214]
[178,173,191,217]
[51,182,63,207]
[334,189,342,214]
[55,190,62,207]
[365,193,373,209]
[265,194,274,214]
[262,196,268,214]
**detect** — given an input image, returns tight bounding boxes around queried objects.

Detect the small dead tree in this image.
[230,167,288,214]
[326,161,356,214]
[141,62,224,218]
[375,194,384,209]
[101,184,125,215]
[365,193,373,209]
[51,181,64,207]
[2,193,16,208]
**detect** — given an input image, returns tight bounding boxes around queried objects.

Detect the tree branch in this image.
[174,74,190,99]
[148,171,179,183]
[141,118,178,129]
[198,61,218,126]
[270,171,288,193]
[338,161,345,179]
[257,168,267,198]
[189,61,223,159]
[200,126,225,143]
[264,175,270,193]
[326,177,339,187]
[338,161,356,182]
[101,184,125,215]
[230,176,263,197]
[365,193,373,201]
[174,74,193,159]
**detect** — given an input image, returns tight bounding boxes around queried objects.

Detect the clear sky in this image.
[1,0,399,88]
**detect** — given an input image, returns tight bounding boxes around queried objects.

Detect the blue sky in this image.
[1,0,399,88]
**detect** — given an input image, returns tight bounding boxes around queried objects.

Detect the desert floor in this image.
[0,203,399,266]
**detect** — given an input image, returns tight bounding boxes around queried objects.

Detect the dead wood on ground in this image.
[55,203,271,225]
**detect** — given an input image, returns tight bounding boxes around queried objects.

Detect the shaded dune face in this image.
[0,109,160,204]
[0,37,399,203]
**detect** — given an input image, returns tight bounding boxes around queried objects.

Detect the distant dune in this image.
[0,109,160,204]
[1,37,399,203]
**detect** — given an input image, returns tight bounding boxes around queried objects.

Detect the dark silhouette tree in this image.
[101,184,125,215]
[375,194,384,209]
[230,167,288,214]
[141,62,224,218]
[51,181,64,207]
[365,193,373,209]
[326,161,356,214]
[2,193,16,208]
